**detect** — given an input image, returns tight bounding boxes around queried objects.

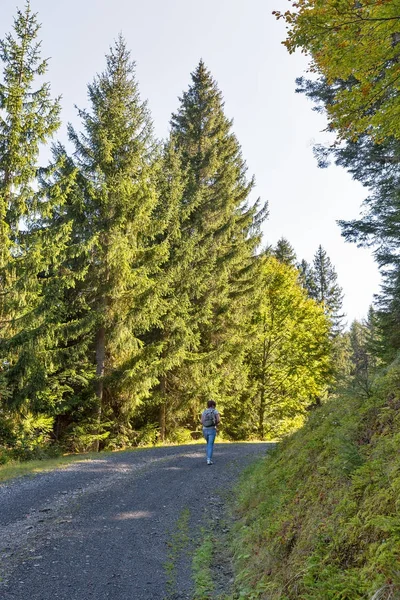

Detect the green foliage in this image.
[63,35,165,407]
[166,427,194,445]
[347,314,380,397]
[150,60,267,439]
[137,139,196,441]
[272,238,297,267]
[294,40,400,363]
[0,2,62,414]
[297,72,400,363]
[298,246,345,338]
[311,245,345,335]
[236,256,332,440]
[0,1,60,233]
[63,420,111,454]
[21,36,167,448]
[192,534,215,599]
[0,6,335,455]
[0,409,55,462]
[232,359,400,599]
[274,0,400,143]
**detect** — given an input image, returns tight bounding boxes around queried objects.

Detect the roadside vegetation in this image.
[231,361,400,599]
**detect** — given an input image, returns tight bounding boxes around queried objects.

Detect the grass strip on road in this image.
[0,453,104,483]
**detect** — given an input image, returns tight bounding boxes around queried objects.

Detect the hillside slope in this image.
[232,360,400,600]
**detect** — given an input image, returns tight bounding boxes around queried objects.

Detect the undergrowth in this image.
[165,506,191,597]
[231,360,400,599]
[192,533,215,599]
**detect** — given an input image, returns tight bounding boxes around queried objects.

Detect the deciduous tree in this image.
[274,0,400,142]
[242,256,332,439]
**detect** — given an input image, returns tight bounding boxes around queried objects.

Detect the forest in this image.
[1,0,400,596]
[0,2,350,461]
[0,0,398,465]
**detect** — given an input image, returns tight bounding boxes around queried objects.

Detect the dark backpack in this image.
[203,408,216,427]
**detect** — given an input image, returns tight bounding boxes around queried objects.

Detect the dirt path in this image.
[0,443,273,600]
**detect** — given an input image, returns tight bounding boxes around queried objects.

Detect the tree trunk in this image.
[258,386,265,440]
[159,374,167,442]
[258,319,268,440]
[94,325,105,452]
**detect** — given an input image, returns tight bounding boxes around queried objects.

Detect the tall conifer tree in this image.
[298,258,317,298]
[137,138,195,440]
[0,2,61,412]
[38,37,166,447]
[169,61,267,418]
[273,237,297,266]
[311,245,344,335]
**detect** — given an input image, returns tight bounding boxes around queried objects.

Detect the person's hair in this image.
[207,400,216,408]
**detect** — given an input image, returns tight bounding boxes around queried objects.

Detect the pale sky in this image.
[0,0,381,324]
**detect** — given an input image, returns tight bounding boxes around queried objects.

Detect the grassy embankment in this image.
[231,361,400,599]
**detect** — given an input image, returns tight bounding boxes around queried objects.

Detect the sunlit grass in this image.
[0,453,99,483]
[0,446,156,483]
[0,438,274,484]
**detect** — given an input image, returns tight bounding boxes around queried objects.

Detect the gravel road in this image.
[0,442,273,600]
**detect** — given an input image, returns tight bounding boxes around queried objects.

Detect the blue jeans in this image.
[203,427,217,461]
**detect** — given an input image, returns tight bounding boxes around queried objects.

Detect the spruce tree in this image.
[36,37,165,448]
[298,258,317,298]
[137,138,195,441]
[168,61,267,421]
[273,237,297,266]
[311,245,345,335]
[0,1,60,236]
[0,2,61,414]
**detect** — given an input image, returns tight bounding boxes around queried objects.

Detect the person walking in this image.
[201,400,220,465]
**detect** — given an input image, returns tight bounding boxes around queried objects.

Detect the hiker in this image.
[201,400,220,465]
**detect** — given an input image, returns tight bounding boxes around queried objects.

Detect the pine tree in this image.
[136,138,196,441]
[0,2,61,414]
[273,237,297,266]
[35,37,166,449]
[311,245,345,335]
[298,258,317,298]
[168,60,267,423]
